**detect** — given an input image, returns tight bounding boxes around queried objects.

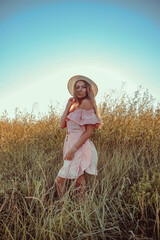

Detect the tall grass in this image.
[0,87,160,240]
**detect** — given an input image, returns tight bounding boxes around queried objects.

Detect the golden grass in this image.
[0,88,160,240]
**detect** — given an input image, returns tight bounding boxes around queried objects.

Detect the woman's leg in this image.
[54,176,66,198]
[75,174,86,201]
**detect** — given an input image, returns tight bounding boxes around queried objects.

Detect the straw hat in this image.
[67,75,98,97]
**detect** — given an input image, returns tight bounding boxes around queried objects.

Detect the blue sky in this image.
[0,0,160,118]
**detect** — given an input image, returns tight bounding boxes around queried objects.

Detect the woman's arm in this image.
[74,124,94,149]
[64,124,94,160]
[60,98,75,128]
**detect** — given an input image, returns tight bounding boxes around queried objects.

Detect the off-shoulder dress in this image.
[57,107,101,179]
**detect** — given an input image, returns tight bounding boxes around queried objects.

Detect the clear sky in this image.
[0,0,160,118]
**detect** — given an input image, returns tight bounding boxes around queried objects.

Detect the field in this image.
[0,88,160,240]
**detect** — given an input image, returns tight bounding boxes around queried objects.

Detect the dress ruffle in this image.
[67,108,101,127]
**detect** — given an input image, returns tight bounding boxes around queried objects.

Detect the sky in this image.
[0,0,160,119]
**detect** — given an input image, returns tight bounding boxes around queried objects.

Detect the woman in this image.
[55,75,101,200]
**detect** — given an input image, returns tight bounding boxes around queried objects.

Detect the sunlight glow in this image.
[0,58,144,119]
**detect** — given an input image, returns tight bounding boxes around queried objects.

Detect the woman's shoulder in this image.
[67,98,101,127]
[79,98,93,110]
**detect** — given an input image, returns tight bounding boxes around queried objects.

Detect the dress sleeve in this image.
[67,108,101,127]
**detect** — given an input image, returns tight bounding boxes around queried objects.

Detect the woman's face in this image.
[75,80,87,99]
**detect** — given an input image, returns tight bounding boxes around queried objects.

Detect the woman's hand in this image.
[64,146,77,161]
[66,98,75,110]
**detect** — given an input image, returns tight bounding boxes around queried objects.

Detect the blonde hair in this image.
[73,80,101,119]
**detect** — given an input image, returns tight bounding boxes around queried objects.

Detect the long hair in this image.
[73,80,101,119]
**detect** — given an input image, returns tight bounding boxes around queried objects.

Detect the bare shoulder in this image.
[80,98,93,110]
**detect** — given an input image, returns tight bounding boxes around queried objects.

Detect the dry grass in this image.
[0,87,160,240]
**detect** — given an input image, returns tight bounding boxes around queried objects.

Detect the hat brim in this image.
[67,75,98,97]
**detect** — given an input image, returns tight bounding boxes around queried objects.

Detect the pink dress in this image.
[57,108,101,179]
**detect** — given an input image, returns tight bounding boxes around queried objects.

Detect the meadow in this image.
[0,87,160,240]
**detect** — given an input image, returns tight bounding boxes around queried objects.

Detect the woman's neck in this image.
[78,97,87,105]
